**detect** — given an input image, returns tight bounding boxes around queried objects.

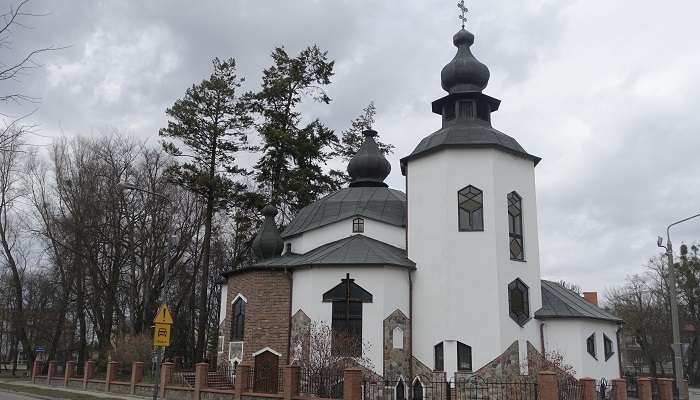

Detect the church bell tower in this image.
[401,11,544,378]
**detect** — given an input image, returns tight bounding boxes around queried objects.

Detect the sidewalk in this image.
[690,387,700,400]
[0,379,146,400]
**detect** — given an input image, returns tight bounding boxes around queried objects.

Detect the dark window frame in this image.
[396,380,406,400]
[458,185,484,232]
[508,279,530,326]
[434,342,444,371]
[586,333,597,359]
[231,297,246,341]
[352,217,365,233]
[508,191,525,261]
[324,274,372,357]
[457,342,472,372]
[603,334,614,361]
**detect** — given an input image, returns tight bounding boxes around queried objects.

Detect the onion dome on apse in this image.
[252,205,284,260]
[347,130,391,188]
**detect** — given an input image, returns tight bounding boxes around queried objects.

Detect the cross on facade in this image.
[457,0,468,29]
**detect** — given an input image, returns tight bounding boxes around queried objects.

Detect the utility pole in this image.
[658,212,700,397]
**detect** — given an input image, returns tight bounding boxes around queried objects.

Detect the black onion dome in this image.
[441,29,490,93]
[347,130,391,188]
[252,205,284,260]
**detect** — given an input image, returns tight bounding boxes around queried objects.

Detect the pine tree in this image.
[247,45,342,224]
[159,57,252,361]
[338,102,394,161]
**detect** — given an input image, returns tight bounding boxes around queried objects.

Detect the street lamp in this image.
[119,181,176,400]
[657,212,700,396]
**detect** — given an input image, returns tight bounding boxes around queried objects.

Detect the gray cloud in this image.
[6,0,700,298]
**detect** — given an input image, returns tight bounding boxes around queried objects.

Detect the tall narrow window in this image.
[231,297,246,341]
[458,186,484,231]
[352,217,364,233]
[434,342,444,371]
[396,380,406,400]
[458,101,475,120]
[604,334,614,361]
[444,103,455,121]
[413,380,423,400]
[323,274,373,357]
[586,333,597,359]
[457,342,472,371]
[508,192,524,261]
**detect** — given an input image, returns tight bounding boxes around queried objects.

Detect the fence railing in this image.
[300,368,345,399]
[559,378,583,400]
[248,366,284,393]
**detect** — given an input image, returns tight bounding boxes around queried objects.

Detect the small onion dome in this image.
[441,29,490,94]
[347,130,391,188]
[252,205,284,260]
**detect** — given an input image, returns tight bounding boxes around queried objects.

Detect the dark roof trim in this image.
[535,280,622,324]
[401,142,542,175]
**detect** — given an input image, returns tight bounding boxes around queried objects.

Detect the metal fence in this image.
[300,367,344,398]
[559,378,583,400]
[249,366,284,393]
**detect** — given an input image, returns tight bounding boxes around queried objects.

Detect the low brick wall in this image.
[164,386,194,400]
[200,389,235,400]
[67,378,83,389]
[86,380,105,391]
[242,394,284,400]
[134,383,155,397]
[109,381,131,394]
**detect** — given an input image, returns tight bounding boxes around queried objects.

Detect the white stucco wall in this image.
[284,217,405,254]
[407,148,543,378]
[219,282,228,325]
[291,266,411,376]
[542,319,621,381]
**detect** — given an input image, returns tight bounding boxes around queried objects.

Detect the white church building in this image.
[218,23,622,384]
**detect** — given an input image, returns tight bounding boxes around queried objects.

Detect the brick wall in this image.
[220,270,292,364]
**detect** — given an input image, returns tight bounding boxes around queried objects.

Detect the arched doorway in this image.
[253,349,280,393]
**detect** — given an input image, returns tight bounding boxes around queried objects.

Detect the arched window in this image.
[231,297,246,341]
[352,217,364,233]
[458,186,484,231]
[434,342,444,371]
[508,192,524,261]
[508,279,530,326]
[396,379,406,400]
[413,379,424,400]
[457,342,472,371]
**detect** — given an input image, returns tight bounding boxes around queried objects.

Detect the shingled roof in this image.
[281,187,406,239]
[536,280,622,323]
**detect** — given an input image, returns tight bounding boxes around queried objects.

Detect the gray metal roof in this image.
[281,187,407,238]
[252,234,415,269]
[536,280,622,323]
[401,121,541,169]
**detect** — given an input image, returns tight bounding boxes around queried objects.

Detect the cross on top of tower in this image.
[457,0,468,29]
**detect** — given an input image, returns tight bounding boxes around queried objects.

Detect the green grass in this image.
[0,382,125,400]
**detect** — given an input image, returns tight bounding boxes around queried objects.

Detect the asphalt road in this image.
[0,391,40,400]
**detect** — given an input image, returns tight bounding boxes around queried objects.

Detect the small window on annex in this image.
[508,279,530,326]
[434,342,444,371]
[604,334,614,361]
[586,333,597,359]
[231,297,246,341]
[457,342,472,371]
[458,186,484,231]
[352,218,365,233]
[508,191,524,261]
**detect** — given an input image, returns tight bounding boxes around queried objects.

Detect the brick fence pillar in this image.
[194,362,209,400]
[160,362,174,399]
[611,379,627,400]
[83,360,95,389]
[343,368,362,400]
[657,378,673,400]
[283,365,300,400]
[680,380,689,400]
[131,362,144,395]
[31,360,42,384]
[64,361,76,386]
[580,378,596,400]
[105,361,118,392]
[537,371,557,400]
[638,378,652,400]
[46,360,56,385]
[234,364,252,400]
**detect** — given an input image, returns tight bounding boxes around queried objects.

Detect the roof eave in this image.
[401,143,542,175]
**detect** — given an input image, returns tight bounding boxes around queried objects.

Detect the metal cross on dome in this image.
[457,0,468,29]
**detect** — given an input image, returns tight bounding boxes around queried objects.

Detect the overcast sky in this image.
[5,0,700,297]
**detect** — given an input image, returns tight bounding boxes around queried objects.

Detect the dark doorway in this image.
[253,350,279,393]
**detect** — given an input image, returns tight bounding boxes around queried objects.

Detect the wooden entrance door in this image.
[253,350,279,393]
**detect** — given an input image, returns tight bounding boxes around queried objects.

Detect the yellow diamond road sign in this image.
[154,304,174,325]
[153,323,171,347]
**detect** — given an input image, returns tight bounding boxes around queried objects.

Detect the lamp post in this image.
[118,182,176,400]
[657,212,700,396]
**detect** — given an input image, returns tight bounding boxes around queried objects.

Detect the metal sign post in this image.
[152,304,174,400]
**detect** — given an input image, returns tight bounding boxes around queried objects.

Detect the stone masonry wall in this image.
[384,309,410,381]
[289,310,311,364]
[469,341,521,381]
[220,270,292,364]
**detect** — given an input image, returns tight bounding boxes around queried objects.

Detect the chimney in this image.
[583,292,598,306]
